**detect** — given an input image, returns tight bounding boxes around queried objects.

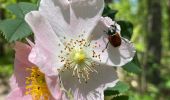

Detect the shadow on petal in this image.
[61,63,118,99]
[71,0,104,19]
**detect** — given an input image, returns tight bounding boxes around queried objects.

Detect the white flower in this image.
[25,0,135,99]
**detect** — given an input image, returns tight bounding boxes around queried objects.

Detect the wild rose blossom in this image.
[25,0,135,99]
[7,42,62,100]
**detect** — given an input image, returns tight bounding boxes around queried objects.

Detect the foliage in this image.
[0,2,37,42]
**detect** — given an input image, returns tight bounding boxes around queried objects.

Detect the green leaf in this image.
[7,2,37,18]
[103,4,118,20]
[112,81,129,93]
[123,54,141,74]
[112,95,129,100]
[104,90,119,96]
[117,21,133,40]
[0,19,32,42]
[105,81,129,95]
[0,2,37,42]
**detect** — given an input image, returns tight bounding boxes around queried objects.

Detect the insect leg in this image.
[102,42,109,52]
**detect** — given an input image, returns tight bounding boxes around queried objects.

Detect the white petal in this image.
[91,17,121,40]
[107,38,136,67]
[39,0,104,38]
[91,37,135,67]
[69,0,104,38]
[88,35,109,64]
[60,64,118,100]
[25,11,64,75]
[88,17,110,65]
[25,11,64,56]
[45,76,62,100]
[39,0,70,38]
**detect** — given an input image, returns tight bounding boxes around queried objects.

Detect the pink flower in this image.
[24,0,135,99]
[7,42,62,100]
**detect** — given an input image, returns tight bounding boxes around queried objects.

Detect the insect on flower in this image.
[102,22,127,52]
[107,24,121,46]
[24,0,135,99]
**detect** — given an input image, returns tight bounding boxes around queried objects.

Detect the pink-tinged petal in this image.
[60,64,118,100]
[25,11,64,75]
[45,76,62,100]
[25,11,64,56]
[107,38,136,67]
[39,0,70,38]
[29,43,63,76]
[14,42,33,88]
[9,75,18,90]
[6,87,32,100]
[11,42,60,100]
[14,42,32,66]
[39,0,104,38]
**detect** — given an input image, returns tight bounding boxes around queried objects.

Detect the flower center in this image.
[58,34,102,83]
[73,50,85,64]
[25,67,50,100]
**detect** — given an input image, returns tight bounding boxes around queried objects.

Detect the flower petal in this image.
[25,11,64,57]
[69,0,104,38]
[45,76,62,100]
[14,42,32,66]
[39,0,104,38]
[29,43,64,76]
[9,75,18,90]
[10,42,60,100]
[39,0,70,38]
[100,17,121,33]
[107,38,136,66]
[60,64,118,100]
[13,42,33,88]
[6,87,32,100]
[25,11,64,75]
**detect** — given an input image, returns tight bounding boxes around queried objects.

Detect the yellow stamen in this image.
[25,67,50,100]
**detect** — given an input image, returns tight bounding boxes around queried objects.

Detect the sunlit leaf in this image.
[105,81,129,96]
[7,2,37,18]
[0,2,37,42]
[112,81,129,93]
[0,19,31,42]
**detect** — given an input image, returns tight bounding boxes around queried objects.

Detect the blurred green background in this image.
[0,0,170,100]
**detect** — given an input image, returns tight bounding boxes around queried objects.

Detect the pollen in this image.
[58,33,103,83]
[25,67,50,100]
[73,51,86,63]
